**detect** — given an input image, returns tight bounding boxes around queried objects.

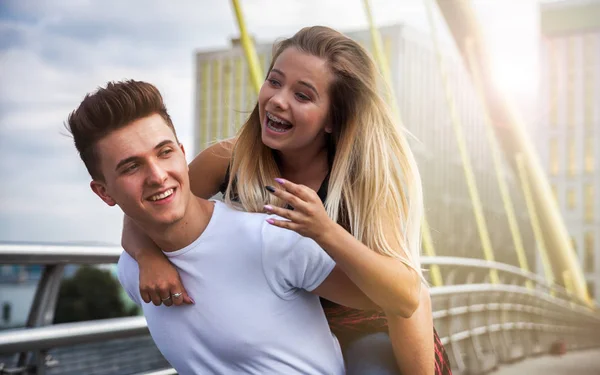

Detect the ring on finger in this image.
[161,295,172,302]
[172,292,183,298]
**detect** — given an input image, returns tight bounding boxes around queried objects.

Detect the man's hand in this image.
[137,253,193,306]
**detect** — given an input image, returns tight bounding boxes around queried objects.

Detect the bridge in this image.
[1,0,600,374]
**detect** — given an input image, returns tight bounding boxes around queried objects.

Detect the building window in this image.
[210,59,222,142]
[234,57,244,130]
[384,36,393,69]
[547,39,559,129]
[245,57,258,111]
[568,137,576,176]
[584,34,594,131]
[585,137,594,173]
[199,61,211,150]
[566,37,575,129]
[550,138,559,175]
[259,53,267,76]
[221,59,232,139]
[585,232,594,273]
[567,188,576,209]
[585,184,594,223]
[588,281,595,299]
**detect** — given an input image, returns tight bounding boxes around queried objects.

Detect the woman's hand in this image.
[263,178,337,244]
[137,252,194,307]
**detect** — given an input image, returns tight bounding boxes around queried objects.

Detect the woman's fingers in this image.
[265,185,307,210]
[273,178,316,202]
[264,204,298,221]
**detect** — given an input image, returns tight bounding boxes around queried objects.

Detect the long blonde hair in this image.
[226,26,424,275]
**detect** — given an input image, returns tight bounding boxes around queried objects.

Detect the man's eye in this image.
[124,164,139,173]
[160,149,173,157]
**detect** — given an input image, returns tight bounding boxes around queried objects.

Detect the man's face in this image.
[90,114,190,228]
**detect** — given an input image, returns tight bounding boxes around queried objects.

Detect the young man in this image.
[67,80,377,375]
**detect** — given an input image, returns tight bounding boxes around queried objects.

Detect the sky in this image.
[0,0,540,246]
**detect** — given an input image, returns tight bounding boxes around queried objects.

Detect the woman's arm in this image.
[316,222,420,317]
[121,217,191,306]
[188,138,235,199]
[388,287,435,375]
[264,179,420,317]
[120,139,235,306]
[312,265,381,311]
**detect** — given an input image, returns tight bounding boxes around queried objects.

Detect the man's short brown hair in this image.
[67,80,178,180]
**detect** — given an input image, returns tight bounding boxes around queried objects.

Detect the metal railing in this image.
[1,244,600,375]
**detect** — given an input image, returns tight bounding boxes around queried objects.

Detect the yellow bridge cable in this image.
[424,0,499,284]
[463,38,533,289]
[515,153,555,287]
[231,0,263,94]
[362,0,442,286]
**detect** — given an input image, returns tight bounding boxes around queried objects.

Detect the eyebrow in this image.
[115,139,175,171]
[270,68,320,99]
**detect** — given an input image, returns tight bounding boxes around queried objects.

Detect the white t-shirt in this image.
[117,200,344,375]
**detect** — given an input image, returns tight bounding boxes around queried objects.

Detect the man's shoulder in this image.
[211,201,307,249]
[213,200,271,230]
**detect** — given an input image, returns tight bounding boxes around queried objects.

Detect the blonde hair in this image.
[226,26,424,275]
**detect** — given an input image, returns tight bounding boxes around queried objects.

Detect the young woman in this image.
[123,26,451,375]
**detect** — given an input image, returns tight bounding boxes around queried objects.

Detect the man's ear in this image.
[90,180,116,206]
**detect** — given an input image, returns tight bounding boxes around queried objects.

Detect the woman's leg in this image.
[344,332,400,375]
[387,286,436,375]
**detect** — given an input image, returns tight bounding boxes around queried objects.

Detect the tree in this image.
[54,265,138,324]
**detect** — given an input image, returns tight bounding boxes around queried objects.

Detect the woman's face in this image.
[258,47,333,155]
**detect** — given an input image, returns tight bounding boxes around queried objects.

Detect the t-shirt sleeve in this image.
[261,217,336,300]
[117,251,142,305]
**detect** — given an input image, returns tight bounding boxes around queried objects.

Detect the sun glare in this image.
[489,54,539,97]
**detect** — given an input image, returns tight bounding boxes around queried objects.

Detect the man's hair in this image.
[66,80,178,180]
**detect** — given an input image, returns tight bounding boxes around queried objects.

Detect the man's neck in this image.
[146,197,213,252]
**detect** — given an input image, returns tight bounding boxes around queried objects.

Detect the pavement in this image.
[491,348,600,375]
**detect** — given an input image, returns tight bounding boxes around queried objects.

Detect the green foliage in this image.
[54,265,139,324]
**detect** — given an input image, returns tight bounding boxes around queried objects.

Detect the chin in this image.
[154,210,186,226]
[261,133,280,151]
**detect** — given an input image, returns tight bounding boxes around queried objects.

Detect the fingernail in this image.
[274,178,285,185]
[266,218,275,224]
[264,205,273,211]
[190,297,195,304]
[266,186,276,193]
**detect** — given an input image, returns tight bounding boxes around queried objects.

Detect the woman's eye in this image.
[296,93,310,101]
[268,78,281,87]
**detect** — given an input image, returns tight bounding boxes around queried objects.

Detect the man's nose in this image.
[146,161,168,185]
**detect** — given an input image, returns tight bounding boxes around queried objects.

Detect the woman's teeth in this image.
[266,112,292,133]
